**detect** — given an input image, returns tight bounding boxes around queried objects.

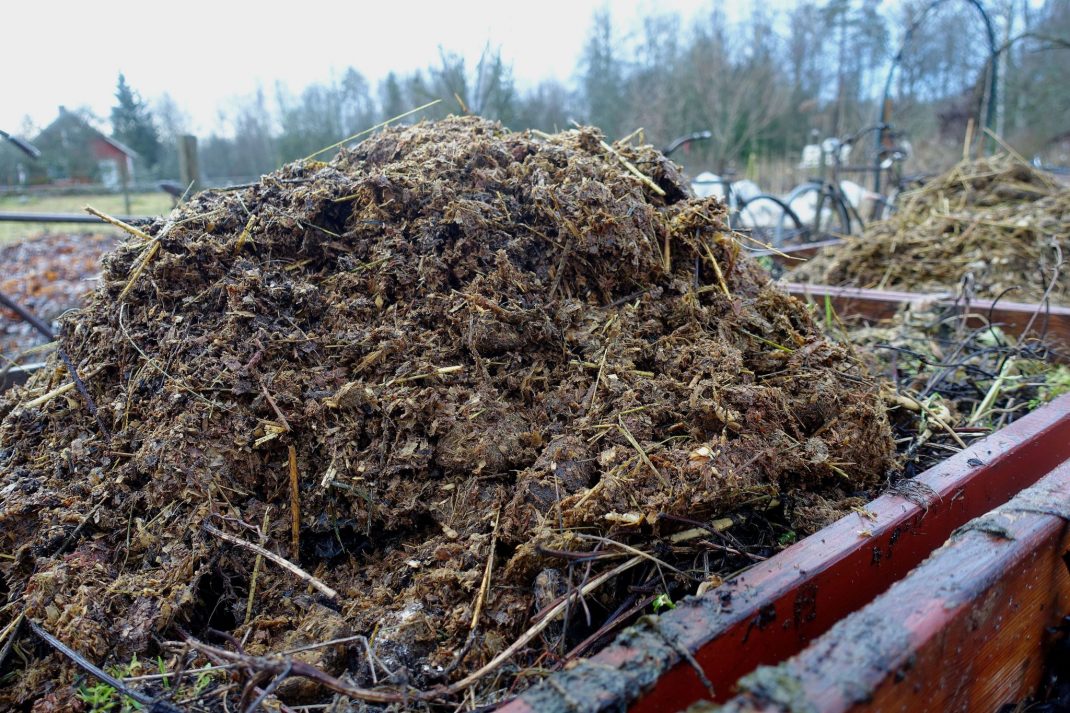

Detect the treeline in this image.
[194,54,570,180]
[6,0,1069,186]
[194,0,1068,178]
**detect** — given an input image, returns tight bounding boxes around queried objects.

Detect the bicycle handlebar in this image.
[841,124,889,148]
[824,123,908,169]
[663,131,712,157]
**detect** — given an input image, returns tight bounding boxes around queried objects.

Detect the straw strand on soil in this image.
[203,521,338,600]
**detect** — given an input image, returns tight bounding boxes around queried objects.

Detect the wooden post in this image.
[177,134,201,197]
[120,158,131,215]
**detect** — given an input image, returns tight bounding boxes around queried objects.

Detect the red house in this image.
[32,107,138,188]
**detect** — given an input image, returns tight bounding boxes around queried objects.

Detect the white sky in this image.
[1,0,777,136]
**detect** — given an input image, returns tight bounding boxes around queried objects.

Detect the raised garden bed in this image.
[715,455,1070,712]
[785,282,1070,357]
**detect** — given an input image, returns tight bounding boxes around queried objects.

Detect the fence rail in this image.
[0,176,262,197]
[0,212,152,224]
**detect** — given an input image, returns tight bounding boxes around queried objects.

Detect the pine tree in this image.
[111,73,161,169]
[579,10,626,139]
[379,72,407,121]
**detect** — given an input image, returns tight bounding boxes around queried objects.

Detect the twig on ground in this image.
[886,390,969,448]
[243,661,292,713]
[618,418,670,487]
[83,205,154,241]
[118,240,162,302]
[244,508,272,627]
[288,446,301,560]
[571,533,691,579]
[235,213,257,254]
[441,555,645,696]
[702,240,732,299]
[116,208,181,302]
[0,612,24,671]
[203,521,338,600]
[471,507,500,633]
[564,593,655,662]
[597,138,666,197]
[176,634,299,713]
[21,364,106,409]
[181,635,407,705]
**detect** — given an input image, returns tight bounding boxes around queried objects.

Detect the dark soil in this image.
[0,117,895,709]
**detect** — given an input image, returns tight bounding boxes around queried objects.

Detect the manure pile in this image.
[0,117,894,708]
[795,155,1069,303]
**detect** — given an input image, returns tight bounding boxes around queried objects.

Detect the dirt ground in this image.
[0,232,117,361]
[0,117,895,710]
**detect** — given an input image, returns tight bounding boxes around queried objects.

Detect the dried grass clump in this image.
[795,154,1069,304]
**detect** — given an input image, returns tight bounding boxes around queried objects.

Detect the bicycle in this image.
[663,132,805,250]
[784,123,920,238]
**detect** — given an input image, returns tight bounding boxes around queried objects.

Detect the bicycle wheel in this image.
[785,182,851,239]
[736,194,806,249]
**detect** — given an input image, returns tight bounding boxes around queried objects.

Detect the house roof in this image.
[39,106,139,159]
[97,134,138,158]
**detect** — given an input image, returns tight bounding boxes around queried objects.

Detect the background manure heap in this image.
[0,117,894,707]
[795,154,1069,304]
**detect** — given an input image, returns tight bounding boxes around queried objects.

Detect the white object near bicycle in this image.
[691,172,726,201]
[799,140,851,169]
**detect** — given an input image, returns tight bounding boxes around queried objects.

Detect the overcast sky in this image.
[1,0,794,136]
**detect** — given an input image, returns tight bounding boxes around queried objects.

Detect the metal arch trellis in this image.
[875,0,999,194]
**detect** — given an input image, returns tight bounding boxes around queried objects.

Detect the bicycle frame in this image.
[797,123,910,236]
[662,131,712,158]
[664,131,806,248]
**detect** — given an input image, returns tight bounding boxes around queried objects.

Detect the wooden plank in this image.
[784,282,945,322]
[498,394,1070,713]
[0,363,43,392]
[717,460,1070,713]
[785,282,1070,352]
[178,134,201,194]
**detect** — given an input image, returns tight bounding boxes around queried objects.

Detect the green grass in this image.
[77,655,145,713]
[0,192,173,244]
[74,654,217,713]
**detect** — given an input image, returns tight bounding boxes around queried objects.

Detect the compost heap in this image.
[794,154,1070,303]
[0,117,895,706]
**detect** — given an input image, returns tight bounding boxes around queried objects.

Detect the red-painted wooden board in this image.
[717,459,1070,713]
[784,282,1070,352]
